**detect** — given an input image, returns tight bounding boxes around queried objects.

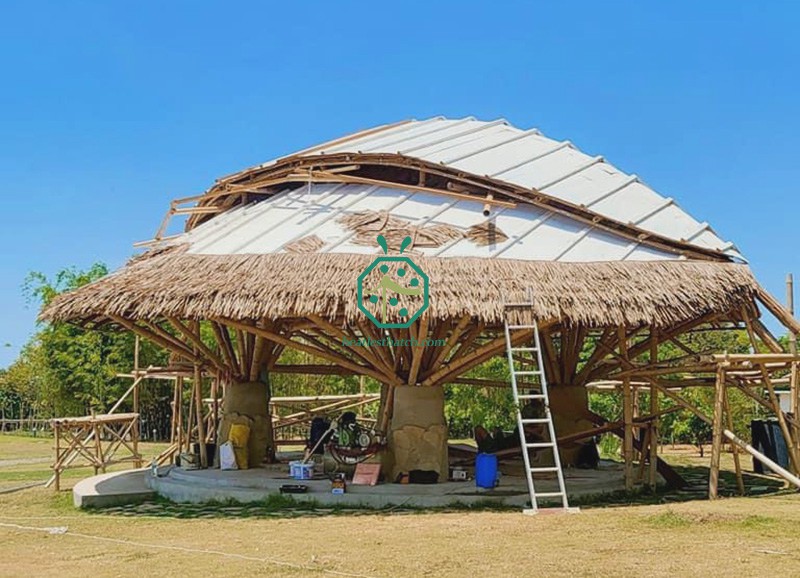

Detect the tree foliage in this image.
[1,264,167,420]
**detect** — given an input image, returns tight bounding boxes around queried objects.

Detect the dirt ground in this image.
[1,434,799,578]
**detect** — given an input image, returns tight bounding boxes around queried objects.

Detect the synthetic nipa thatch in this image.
[41,252,760,329]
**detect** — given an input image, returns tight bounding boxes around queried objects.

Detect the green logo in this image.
[357,235,429,329]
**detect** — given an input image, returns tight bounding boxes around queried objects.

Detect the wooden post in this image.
[631,386,640,463]
[723,384,745,495]
[619,326,634,490]
[788,274,797,355]
[211,373,219,444]
[133,336,140,416]
[185,376,195,454]
[648,331,659,490]
[176,376,184,456]
[53,422,61,492]
[792,362,800,461]
[193,362,208,468]
[709,364,726,499]
[788,276,800,460]
[742,313,800,474]
[93,420,105,474]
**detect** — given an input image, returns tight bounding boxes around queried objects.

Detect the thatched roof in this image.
[42,252,759,328]
[43,118,773,331]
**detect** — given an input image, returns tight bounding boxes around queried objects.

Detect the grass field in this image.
[1,433,799,577]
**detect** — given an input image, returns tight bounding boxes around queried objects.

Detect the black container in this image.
[751,419,789,472]
[191,442,218,466]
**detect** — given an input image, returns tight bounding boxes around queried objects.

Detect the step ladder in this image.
[503,299,575,515]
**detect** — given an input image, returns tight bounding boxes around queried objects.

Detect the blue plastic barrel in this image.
[475,453,498,488]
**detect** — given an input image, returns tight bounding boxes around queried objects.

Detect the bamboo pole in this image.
[185,376,194,454]
[756,285,800,335]
[619,326,634,490]
[742,314,800,473]
[170,377,179,449]
[408,316,429,385]
[53,422,61,491]
[193,357,208,468]
[211,373,220,445]
[788,274,797,355]
[723,385,745,495]
[93,420,105,474]
[723,429,800,489]
[221,317,401,387]
[167,317,228,374]
[649,331,659,489]
[792,362,800,461]
[133,336,140,416]
[709,364,726,499]
[175,376,183,454]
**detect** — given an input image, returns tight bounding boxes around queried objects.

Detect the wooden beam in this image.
[249,335,266,381]
[109,316,200,364]
[756,285,800,335]
[429,315,471,369]
[211,322,240,380]
[193,359,208,468]
[574,327,615,385]
[407,316,429,385]
[422,329,533,387]
[709,365,726,499]
[743,312,800,473]
[649,328,659,490]
[219,318,401,386]
[166,317,228,374]
[619,326,634,490]
[309,314,396,378]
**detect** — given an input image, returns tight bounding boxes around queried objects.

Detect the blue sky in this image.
[1,1,798,367]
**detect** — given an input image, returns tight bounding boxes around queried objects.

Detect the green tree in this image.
[6,264,167,417]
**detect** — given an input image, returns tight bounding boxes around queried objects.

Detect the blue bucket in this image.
[475,453,498,489]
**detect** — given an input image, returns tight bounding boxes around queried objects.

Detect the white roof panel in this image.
[174,182,684,262]
[290,118,742,261]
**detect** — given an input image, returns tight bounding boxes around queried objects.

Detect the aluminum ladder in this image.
[503,300,574,514]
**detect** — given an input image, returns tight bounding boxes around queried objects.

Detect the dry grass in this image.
[42,252,759,329]
[2,435,800,577]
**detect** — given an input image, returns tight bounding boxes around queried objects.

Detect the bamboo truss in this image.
[51,413,142,491]
[72,285,800,499]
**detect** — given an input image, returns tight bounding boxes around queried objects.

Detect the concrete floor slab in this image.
[73,469,156,508]
[145,459,642,508]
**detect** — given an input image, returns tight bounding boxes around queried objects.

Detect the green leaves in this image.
[2,263,167,419]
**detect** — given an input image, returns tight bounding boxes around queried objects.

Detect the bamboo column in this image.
[211,373,220,444]
[93,418,105,474]
[788,274,797,355]
[709,364,726,499]
[792,362,800,462]
[193,361,208,468]
[133,336,140,416]
[619,326,634,490]
[742,313,800,474]
[175,376,184,456]
[632,386,640,462]
[648,331,659,489]
[723,384,745,495]
[53,422,61,491]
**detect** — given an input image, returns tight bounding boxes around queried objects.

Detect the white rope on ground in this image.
[0,521,380,578]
